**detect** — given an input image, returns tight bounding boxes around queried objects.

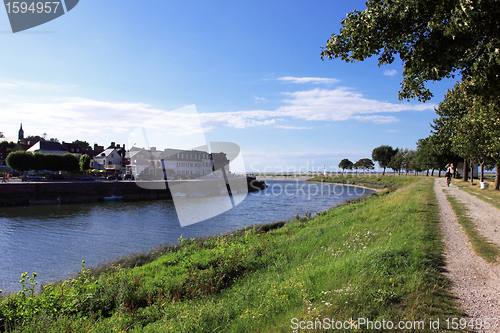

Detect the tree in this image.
[389,149,404,175]
[72,140,91,151]
[6,151,34,172]
[413,138,437,176]
[353,160,360,174]
[33,152,46,172]
[402,149,416,174]
[80,154,91,172]
[24,135,45,144]
[61,153,80,172]
[0,141,16,151]
[45,154,62,172]
[372,145,398,175]
[0,132,4,138]
[321,0,500,103]
[338,158,353,175]
[355,158,375,174]
[433,81,500,187]
[453,112,495,183]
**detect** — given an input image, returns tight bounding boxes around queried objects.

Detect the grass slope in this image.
[308,174,412,190]
[0,177,461,332]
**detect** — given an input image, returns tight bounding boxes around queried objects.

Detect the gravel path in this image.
[435,178,500,332]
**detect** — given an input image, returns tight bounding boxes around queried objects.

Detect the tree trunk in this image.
[431,169,434,177]
[382,167,385,176]
[463,158,468,182]
[438,169,441,177]
[495,164,499,190]
[480,163,484,183]
[426,169,429,177]
[470,162,474,185]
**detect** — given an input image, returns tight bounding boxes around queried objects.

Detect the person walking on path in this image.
[445,170,452,187]
[1,173,6,183]
[445,163,454,187]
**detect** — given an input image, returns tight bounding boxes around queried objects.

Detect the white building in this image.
[91,148,123,171]
[126,148,224,179]
[160,149,213,178]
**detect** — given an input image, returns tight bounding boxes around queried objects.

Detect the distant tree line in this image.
[338,158,374,175]
[6,151,90,173]
[339,143,463,178]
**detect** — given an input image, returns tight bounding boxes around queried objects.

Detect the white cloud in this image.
[254,96,266,101]
[275,125,313,130]
[0,87,434,141]
[352,115,399,124]
[1,97,167,139]
[278,76,340,84]
[275,88,431,122]
[384,69,398,76]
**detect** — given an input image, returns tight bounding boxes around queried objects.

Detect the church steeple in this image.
[18,123,24,143]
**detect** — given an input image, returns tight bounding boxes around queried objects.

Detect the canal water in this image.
[0,180,372,293]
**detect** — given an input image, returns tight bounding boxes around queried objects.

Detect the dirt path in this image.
[435,178,500,332]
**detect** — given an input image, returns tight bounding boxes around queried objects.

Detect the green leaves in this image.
[338,158,354,173]
[372,145,398,174]
[322,0,500,102]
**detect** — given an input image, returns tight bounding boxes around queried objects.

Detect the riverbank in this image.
[0,177,267,206]
[0,176,462,332]
[307,174,410,191]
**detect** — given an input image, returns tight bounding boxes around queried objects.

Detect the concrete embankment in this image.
[0,177,267,206]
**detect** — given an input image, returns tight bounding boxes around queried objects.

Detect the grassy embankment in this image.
[308,174,415,190]
[0,176,461,332]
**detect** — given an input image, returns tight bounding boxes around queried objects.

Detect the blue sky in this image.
[0,0,456,172]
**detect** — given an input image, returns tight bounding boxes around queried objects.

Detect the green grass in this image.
[0,177,462,332]
[308,174,417,190]
[444,189,500,264]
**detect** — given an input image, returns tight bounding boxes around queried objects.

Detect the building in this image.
[91,148,123,172]
[126,147,230,179]
[161,149,214,178]
[61,142,83,156]
[0,150,11,173]
[12,143,30,152]
[26,141,67,155]
[18,123,24,143]
[456,161,479,178]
